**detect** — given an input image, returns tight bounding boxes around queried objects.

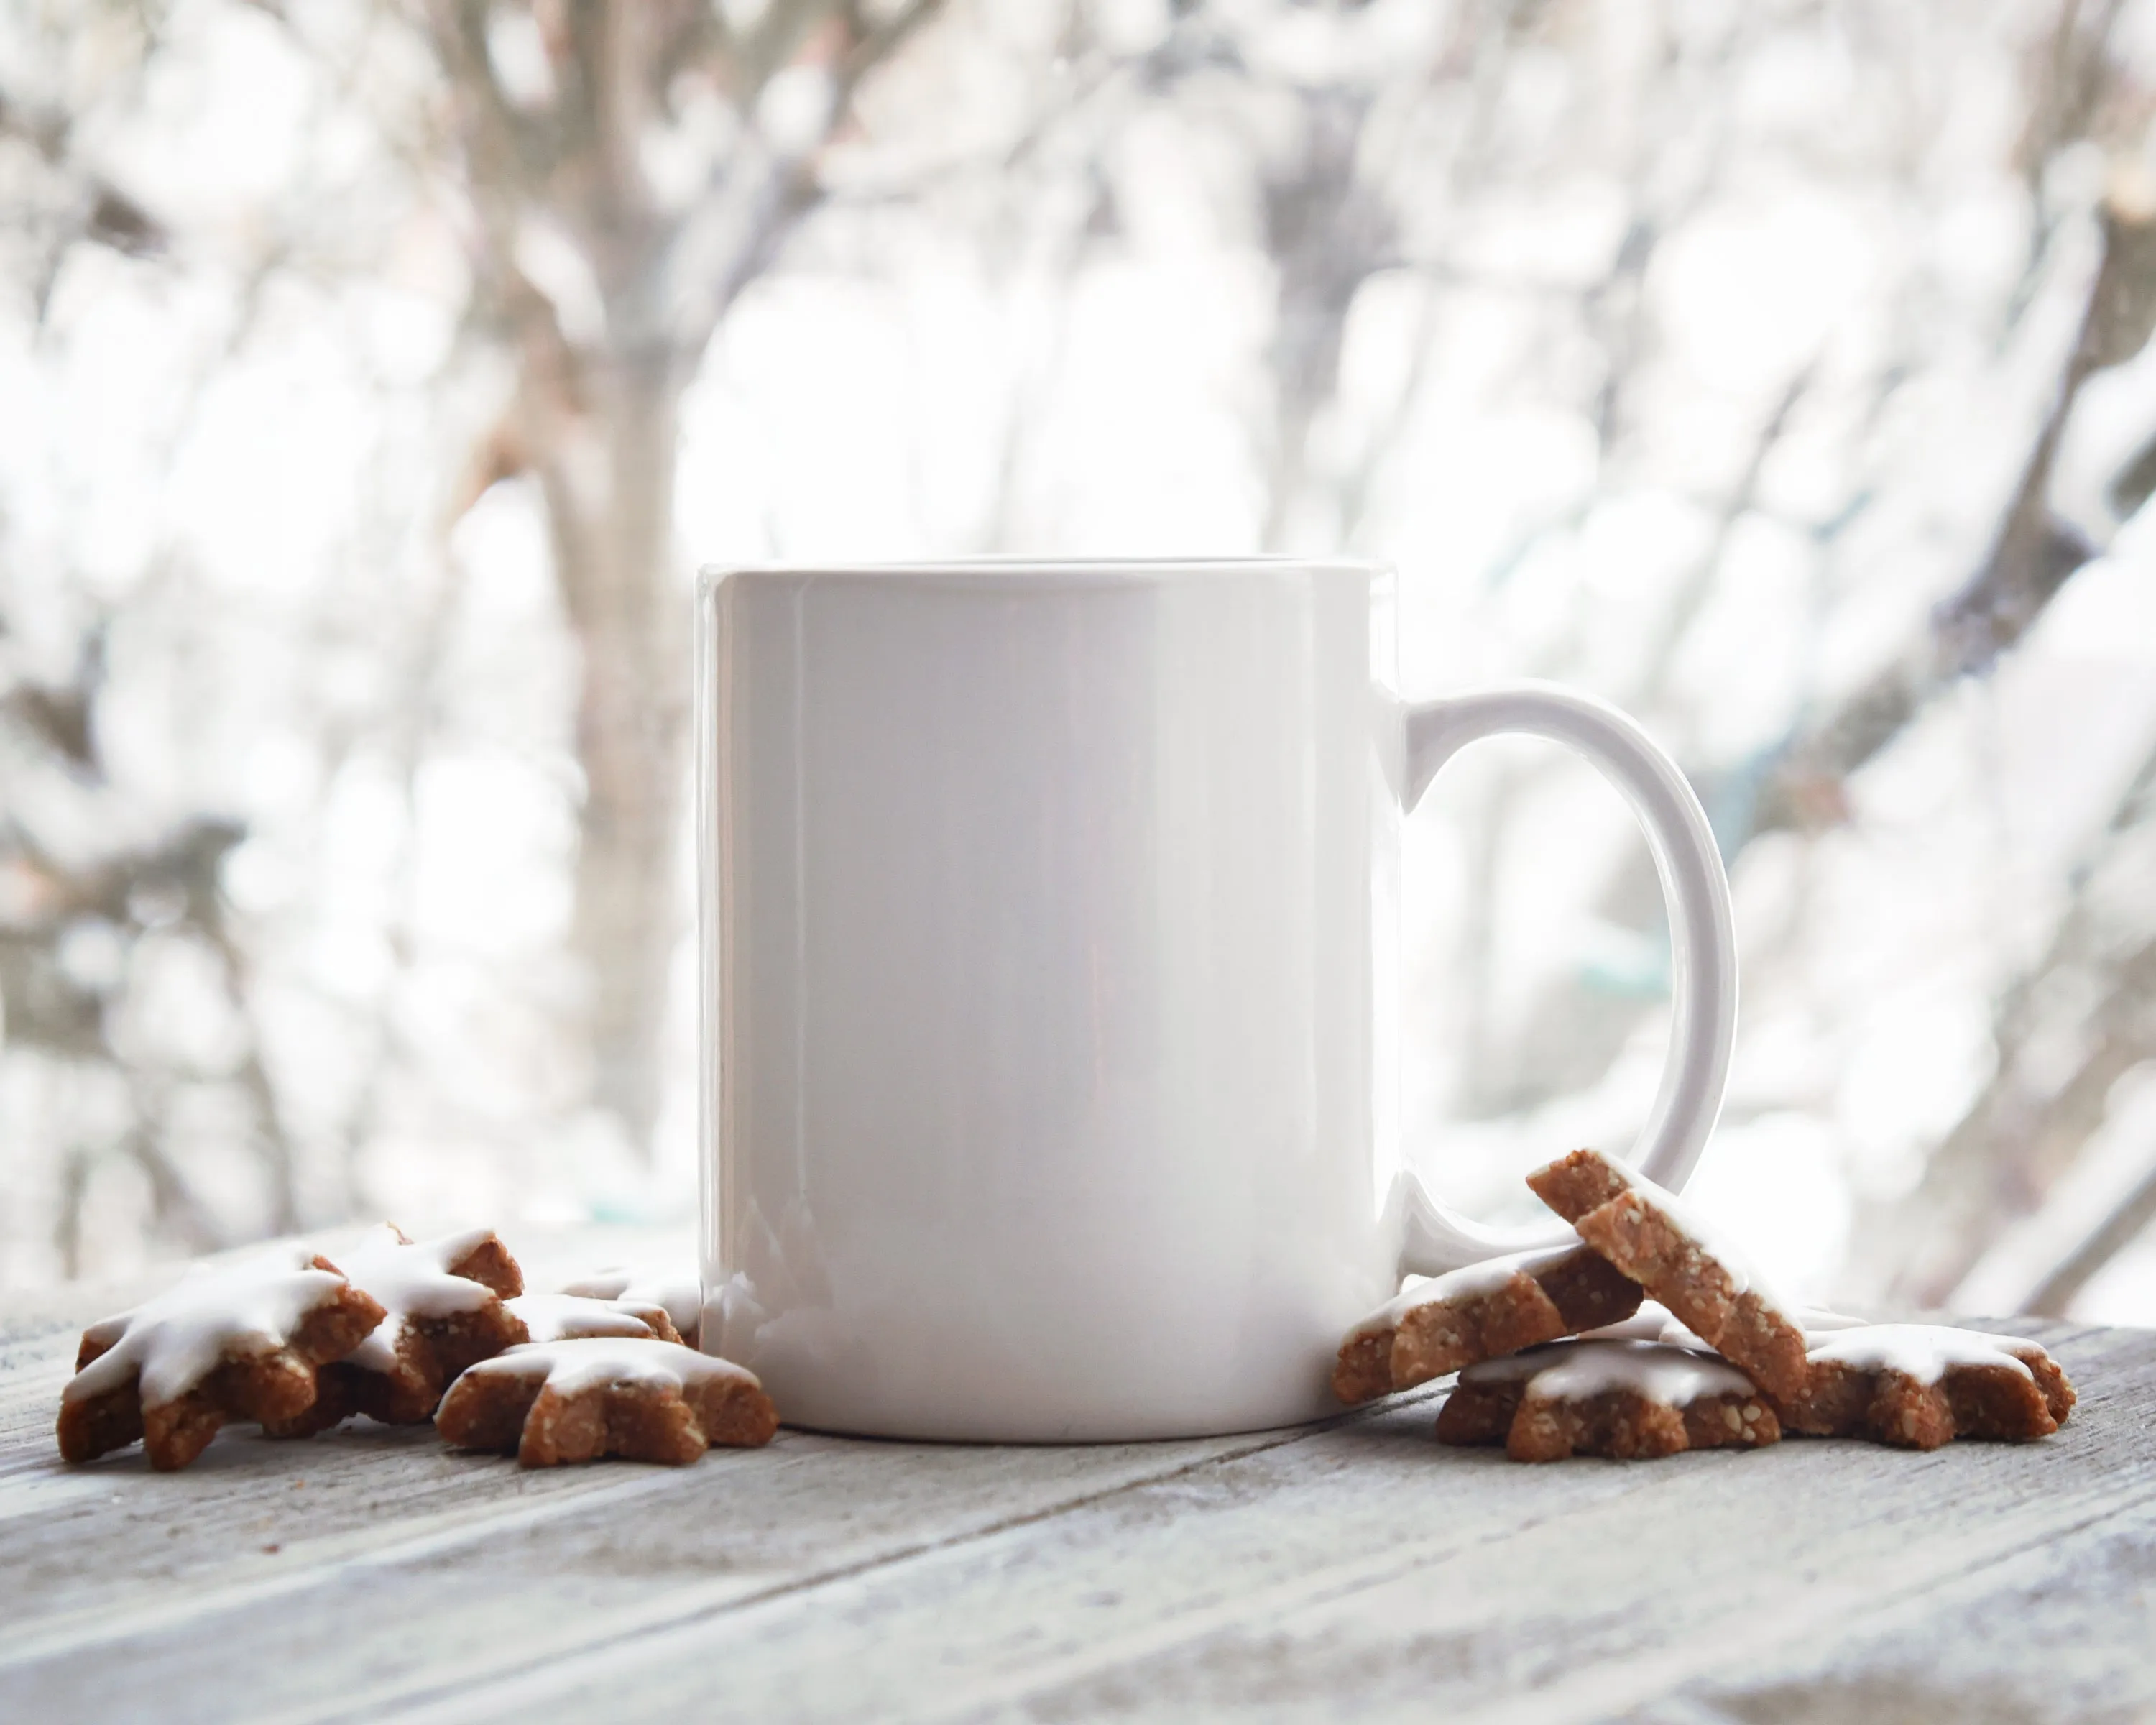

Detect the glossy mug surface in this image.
[696,561,1736,1441]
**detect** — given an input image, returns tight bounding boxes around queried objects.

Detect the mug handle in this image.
[1391,683,1738,1275]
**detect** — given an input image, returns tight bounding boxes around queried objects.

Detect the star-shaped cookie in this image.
[1782,1322,2075,1449]
[58,1246,385,1470]
[436,1338,778,1466]
[1437,1337,1782,1462]
[263,1225,525,1435]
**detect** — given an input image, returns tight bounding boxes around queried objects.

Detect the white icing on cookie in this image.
[63,1244,354,1409]
[335,1225,503,1374]
[1577,1301,1710,1351]
[1531,1340,1757,1404]
[1462,1338,1756,1404]
[1594,1158,1793,1314]
[1580,1302,1864,1357]
[461,1338,760,1398]
[506,1293,668,1346]
[1805,1323,2038,1384]
[1345,1241,1585,1340]
[1582,1296,1858,1356]
[560,1267,701,1336]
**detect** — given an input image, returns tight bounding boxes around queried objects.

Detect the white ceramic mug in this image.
[696,559,1736,1441]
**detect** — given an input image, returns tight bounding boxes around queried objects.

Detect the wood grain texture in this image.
[0,1257,2149,1724]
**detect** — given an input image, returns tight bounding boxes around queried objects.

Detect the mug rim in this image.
[696,557,1387,594]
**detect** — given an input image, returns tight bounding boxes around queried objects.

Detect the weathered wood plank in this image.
[0,1391,1365,1719]
[0,1270,2145,1725]
[1644,1497,2156,1724]
[359,1322,2150,1725]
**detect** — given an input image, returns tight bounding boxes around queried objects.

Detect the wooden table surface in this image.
[2,1247,2152,1724]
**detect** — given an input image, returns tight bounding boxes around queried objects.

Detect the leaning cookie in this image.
[262,1225,527,1436]
[436,1339,778,1466]
[1778,1324,2075,1450]
[1526,1147,1810,1404]
[57,1246,386,1471]
[505,1292,681,1345]
[1334,1241,1642,1402]
[1436,1338,1782,1463]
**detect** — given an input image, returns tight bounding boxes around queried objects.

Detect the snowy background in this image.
[4,0,2156,1324]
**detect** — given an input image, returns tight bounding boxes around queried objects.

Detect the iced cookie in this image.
[57,1246,386,1471]
[1779,1324,2075,1450]
[559,1269,701,1349]
[505,1292,681,1345]
[1526,1148,1810,1403]
[262,1225,526,1435]
[1436,1338,1782,1463]
[1334,1241,1643,1403]
[436,1338,778,1466]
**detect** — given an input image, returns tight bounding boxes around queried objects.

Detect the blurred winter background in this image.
[4,0,2156,1325]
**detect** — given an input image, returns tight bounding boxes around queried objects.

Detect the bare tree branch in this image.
[1852,735,2156,1305]
[1755,198,2156,834]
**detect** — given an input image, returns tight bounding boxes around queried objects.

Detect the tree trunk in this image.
[537,355,687,1159]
